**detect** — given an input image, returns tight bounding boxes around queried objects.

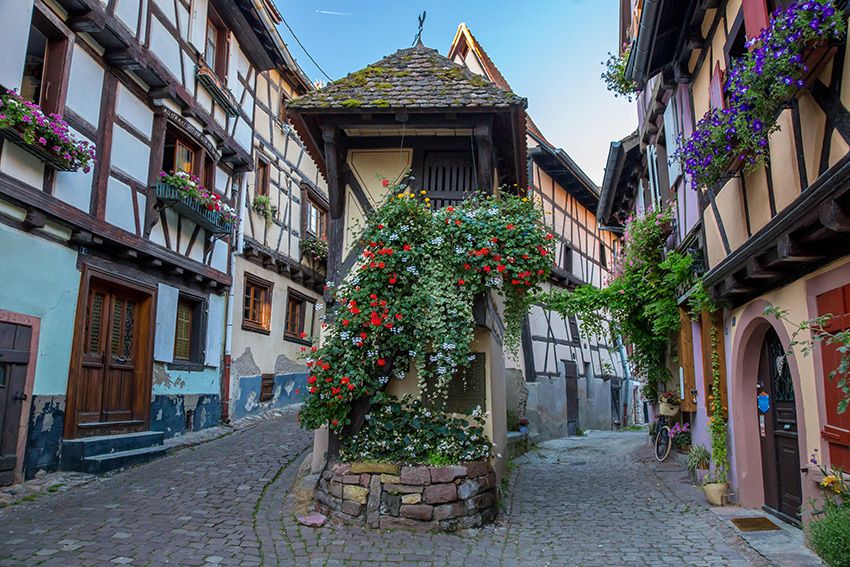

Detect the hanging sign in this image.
[757,392,770,414]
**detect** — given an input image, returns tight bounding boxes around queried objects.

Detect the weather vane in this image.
[413,11,426,46]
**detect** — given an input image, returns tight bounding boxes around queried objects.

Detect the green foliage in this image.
[506,410,519,431]
[339,396,492,464]
[601,44,638,101]
[301,235,328,263]
[298,179,553,433]
[341,98,363,108]
[542,207,691,391]
[708,314,729,484]
[765,306,850,414]
[687,444,711,472]
[252,194,278,227]
[809,500,850,567]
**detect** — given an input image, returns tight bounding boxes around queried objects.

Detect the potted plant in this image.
[669,422,691,453]
[687,444,711,483]
[518,417,529,434]
[658,391,680,417]
[702,468,729,506]
[252,194,278,227]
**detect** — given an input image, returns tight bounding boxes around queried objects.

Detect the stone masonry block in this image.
[380,492,401,516]
[457,479,480,500]
[400,504,433,521]
[350,462,400,475]
[433,501,467,521]
[342,475,362,485]
[399,466,431,485]
[366,475,382,528]
[429,466,467,484]
[464,461,488,479]
[341,500,363,516]
[401,493,421,505]
[423,483,458,504]
[383,483,424,495]
[379,474,401,484]
[343,484,369,505]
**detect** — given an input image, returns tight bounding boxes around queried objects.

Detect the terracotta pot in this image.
[659,402,680,417]
[703,482,728,506]
[676,445,691,454]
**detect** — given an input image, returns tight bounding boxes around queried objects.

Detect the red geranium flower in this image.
[382,179,389,187]
[403,244,411,251]
[377,358,385,366]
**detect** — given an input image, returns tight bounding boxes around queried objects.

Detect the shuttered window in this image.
[174,300,193,360]
[743,0,770,39]
[422,152,476,209]
[709,62,726,110]
[678,308,697,413]
[816,285,850,468]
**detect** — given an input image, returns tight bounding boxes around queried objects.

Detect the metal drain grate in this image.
[730,517,781,532]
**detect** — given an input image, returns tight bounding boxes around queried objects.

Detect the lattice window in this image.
[87,293,105,354]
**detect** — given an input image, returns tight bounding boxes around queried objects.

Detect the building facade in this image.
[617,0,850,527]
[0,0,288,482]
[448,24,632,439]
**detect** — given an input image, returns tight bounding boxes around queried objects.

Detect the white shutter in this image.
[154,283,179,363]
[204,293,225,367]
[0,1,34,92]
[663,97,682,182]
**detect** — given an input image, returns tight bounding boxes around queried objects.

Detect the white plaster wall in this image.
[114,0,141,34]
[66,46,104,127]
[116,84,153,139]
[54,166,93,212]
[111,125,150,183]
[235,117,252,152]
[149,18,182,82]
[0,0,32,92]
[0,143,44,189]
[211,239,228,272]
[105,176,136,234]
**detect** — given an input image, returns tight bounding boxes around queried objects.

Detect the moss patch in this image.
[341,99,363,108]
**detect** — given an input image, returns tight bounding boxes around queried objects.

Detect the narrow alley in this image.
[0,413,803,566]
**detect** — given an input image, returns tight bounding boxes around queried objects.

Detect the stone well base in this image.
[315,460,498,531]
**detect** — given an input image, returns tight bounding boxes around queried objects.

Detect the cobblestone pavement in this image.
[1,419,787,566]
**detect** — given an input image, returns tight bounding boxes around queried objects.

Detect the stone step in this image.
[60,431,165,471]
[79,445,169,475]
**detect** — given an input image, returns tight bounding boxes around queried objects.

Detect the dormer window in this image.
[204,6,228,80]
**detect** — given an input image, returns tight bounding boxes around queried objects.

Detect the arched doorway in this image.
[757,328,802,522]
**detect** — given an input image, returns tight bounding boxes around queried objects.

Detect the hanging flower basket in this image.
[155,180,233,234]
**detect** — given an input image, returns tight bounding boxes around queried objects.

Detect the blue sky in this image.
[274,0,635,185]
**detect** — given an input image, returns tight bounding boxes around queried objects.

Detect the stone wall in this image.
[315,461,498,531]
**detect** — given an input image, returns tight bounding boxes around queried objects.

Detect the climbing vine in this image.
[298,180,553,433]
[707,314,729,484]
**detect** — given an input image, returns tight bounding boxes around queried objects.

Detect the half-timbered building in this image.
[621,0,850,527]
[0,0,286,482]
[448,24,631,439]
[288,39,528,478]
[228,4,329,422]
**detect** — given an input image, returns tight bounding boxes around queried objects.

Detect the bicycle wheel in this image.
[655,425,672,462]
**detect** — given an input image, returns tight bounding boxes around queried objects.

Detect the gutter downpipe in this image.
[625,0,663,87]
[222,173,248,424]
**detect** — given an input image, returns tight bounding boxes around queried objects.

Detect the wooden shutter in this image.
[154,283,179,363]
[816,286,850,468]
[699,309,728,418]
[742,0,770,40]
[204,293,224,367]
[709,62,726,110]
[679,308,697,412]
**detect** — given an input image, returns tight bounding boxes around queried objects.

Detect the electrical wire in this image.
[279,14,334,83]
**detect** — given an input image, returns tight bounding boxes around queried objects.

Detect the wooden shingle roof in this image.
[288,42,526,111]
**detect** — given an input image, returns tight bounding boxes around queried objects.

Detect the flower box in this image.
[195,63,239,117]
[155,182,232,234]
[798,43,838,93]
[659,402,680,417]
[0,125,80,171]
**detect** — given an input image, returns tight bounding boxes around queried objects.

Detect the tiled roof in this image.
[288,42,526,111]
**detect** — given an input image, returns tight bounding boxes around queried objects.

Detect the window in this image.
[21,8,70,115]
[255,158,270,197]
[242,274,272,333]
[205,6,228,80]
[164,127,200,175]
[560,243,572,273]
[260,373,275,402]
[284,290,315,342]
[173,295,204,364]
[278,92,289,123]
[599,242,607,269]
[305,197,327,240]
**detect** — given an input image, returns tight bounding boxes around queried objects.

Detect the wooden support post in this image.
[474,124,493,193]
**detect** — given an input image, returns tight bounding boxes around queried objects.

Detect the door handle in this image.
[13,392,27,402]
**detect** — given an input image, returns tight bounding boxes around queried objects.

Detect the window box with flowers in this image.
[0,90,95,172]
[675,0,846,190]
[155,171,237,234]
[301,234,328,265]
[195,61,240,117]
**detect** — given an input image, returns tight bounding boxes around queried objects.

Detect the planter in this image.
[518,425,528,434]
[315,460,497,531]
[799,43,838,93]
[155,182,232,234]
[0,126,79,171]
[675,445,691,454]
[703,482,728,506]
[659,402,680,417]
[196,63,240,117]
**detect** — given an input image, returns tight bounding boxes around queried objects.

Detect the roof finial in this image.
[413,11,426,46]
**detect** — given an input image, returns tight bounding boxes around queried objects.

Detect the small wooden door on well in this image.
[74,282,150,436]
[757,328,802,522]
[0,322,31,485]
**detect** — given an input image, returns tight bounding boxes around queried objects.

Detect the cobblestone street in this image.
[0,415,789,566]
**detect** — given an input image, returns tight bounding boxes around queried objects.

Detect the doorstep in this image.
[711,507,824,566]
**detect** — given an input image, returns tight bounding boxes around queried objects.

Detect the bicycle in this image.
[651,413,672,462]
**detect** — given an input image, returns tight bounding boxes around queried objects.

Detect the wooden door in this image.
[0,322,31,485]
[564,361,579,436]
[758,328,802,521]
[73,280,151,437]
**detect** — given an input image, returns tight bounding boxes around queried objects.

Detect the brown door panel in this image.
[0,322,32,485]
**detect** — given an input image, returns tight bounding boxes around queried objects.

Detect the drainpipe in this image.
[617,336,632,425]
[221,173,248,424]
